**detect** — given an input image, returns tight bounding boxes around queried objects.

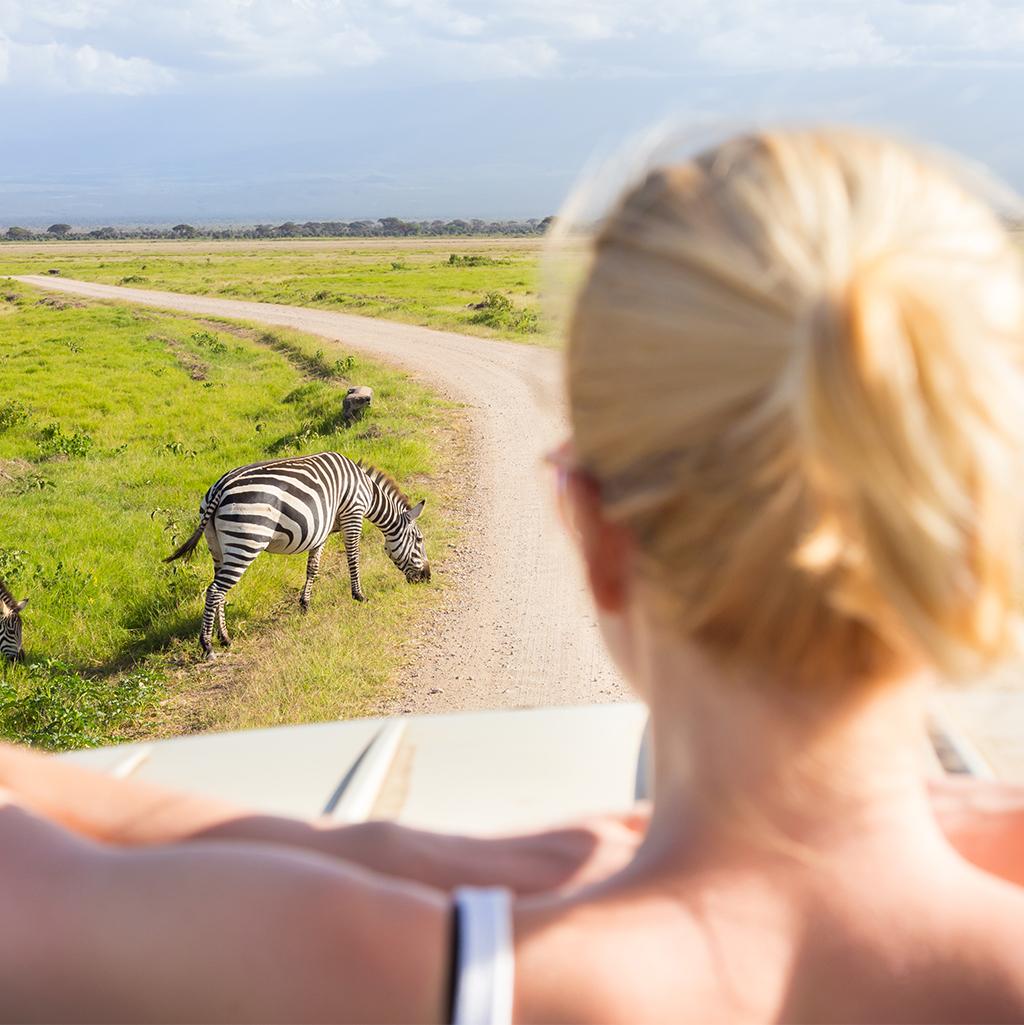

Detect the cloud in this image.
[186,1,382,77]
[3,0,1024,99]
[697,8,906,70]
[6,38,175,94]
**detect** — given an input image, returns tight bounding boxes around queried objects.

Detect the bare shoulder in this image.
[781,864,1024,1023]
[512,888,730,1024]
[950,869,1024,1005]
[511,867,1024,1025]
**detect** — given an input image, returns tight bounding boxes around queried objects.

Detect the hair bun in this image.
[565,126,1024,684]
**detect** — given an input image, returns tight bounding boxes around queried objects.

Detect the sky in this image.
[2,0,1024,225]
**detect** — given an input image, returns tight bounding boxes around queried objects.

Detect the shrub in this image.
[0,400,30,432]
[190,330,228,355]
[0,660,164,750]
[164,441,198,458]
[38,423,94,458]
[447,253,509,267]
[469,292,539,334]
[310,348,355,379]
[12,473,55,495]
[0,548,30,584]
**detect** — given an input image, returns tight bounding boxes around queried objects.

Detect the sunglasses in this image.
[543,438,595,540]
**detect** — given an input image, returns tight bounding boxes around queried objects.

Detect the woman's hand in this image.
[455,804,651,895]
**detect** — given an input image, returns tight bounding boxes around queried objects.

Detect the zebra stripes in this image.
[165,451,430,658]
[0,578,27,663]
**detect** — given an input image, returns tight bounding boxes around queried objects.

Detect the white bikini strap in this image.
[451,887,515,1025]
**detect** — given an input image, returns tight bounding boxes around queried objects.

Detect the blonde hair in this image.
[565,127,1024,687]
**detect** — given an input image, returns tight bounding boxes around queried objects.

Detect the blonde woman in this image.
[0,126,1022,1022]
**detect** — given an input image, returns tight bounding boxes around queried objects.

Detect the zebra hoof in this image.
[352,593,366,602]
[202,648,216,662]
[218,637,232,648]
[299,601,310,615]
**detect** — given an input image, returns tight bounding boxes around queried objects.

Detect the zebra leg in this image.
[216,598,231,648]
[206,525,232,648]
[342,527,366,601]
[199,548,261,659]
[200,582,227,660]
[300,543,325,613]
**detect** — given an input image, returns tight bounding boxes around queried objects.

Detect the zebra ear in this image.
[13,598,27,613]
[407,499,425,521]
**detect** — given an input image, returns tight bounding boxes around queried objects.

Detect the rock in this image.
[343,385,373,424]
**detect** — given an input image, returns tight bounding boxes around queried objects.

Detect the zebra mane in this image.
[358,460,412,510]
[0,578,16,612]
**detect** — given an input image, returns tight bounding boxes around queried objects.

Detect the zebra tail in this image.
[163,523,206,563]
[164,493,223,564]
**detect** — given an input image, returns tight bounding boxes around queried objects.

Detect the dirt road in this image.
[14,275,628,713]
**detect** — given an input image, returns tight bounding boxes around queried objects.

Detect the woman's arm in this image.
[0,796,450,1023]
[8,742,1020,894]
[0,742,643,894]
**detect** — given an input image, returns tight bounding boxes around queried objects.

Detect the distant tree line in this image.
[1,217,555,242]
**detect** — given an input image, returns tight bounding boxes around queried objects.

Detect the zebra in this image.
[165,452,430,659]
[0,578,28,663]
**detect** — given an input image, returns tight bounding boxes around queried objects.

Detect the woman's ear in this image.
[566,473,633,613]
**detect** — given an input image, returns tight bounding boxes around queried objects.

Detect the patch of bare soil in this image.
[0,458,33,490]
[147,332,209,381]
[143,650,252,738]
[195,318,258,340]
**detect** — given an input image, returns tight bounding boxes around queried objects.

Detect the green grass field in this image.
[0,237,550,344]
[0,280,460,748]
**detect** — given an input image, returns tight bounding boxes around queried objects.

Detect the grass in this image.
[0,237,552,344]
[0,280,461,748]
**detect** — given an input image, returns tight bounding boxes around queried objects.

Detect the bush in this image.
[306,346,355,379]
[0,660,164,750]
[38,423,93,458]
[37,424,89,457]
[0,548,30,584]
[11,473,55,495]
[447,254,509,267]
[164,441,198,458]
[0,400,30,432]
[469,292,539,334]
[190,330,228,354]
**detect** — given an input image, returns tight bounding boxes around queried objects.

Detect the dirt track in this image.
[14,275,627,713]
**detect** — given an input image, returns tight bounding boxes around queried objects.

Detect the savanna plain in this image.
[0,236,544,749]
[0,236,547,343]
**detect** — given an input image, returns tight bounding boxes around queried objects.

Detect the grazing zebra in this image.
[0,579,28,663]
[165,452,430,659]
